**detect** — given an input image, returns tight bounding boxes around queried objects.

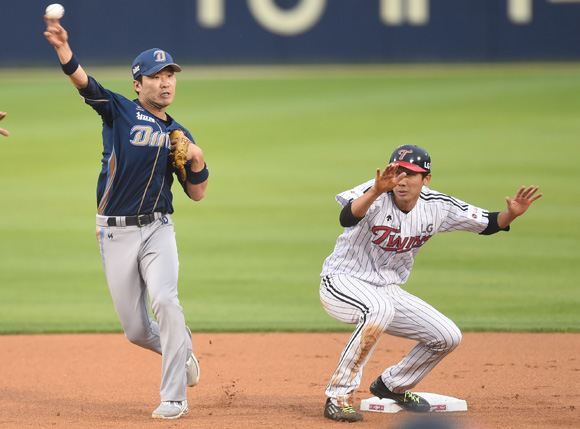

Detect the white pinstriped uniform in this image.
[320,179,490,407]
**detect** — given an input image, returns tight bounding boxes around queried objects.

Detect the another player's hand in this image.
[0,111,9,137]
[44,16,68,48]
[373,163,406,194]
[505,185,543,217]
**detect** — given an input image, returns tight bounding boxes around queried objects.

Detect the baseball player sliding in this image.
[44,14,208,420]
[320,144,542,422]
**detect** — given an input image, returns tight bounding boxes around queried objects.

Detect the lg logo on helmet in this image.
[398,149,430,170]
[397,149,413,160]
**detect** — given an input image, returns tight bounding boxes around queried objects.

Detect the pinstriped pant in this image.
[320,274,461,407]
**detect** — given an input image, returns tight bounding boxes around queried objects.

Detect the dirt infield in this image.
[1,333,578,428]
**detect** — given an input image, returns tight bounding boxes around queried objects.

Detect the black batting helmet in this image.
[389,145,431,173]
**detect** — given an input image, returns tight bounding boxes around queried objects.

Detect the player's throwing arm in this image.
[44,11,88,89]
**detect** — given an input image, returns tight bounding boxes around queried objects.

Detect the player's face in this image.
[392,167,431,211]
[135,68,176,114]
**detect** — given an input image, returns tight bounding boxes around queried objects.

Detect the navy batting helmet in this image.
[389,145,431,173]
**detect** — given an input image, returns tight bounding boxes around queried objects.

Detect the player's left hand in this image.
[170,133,204,163]
[506,185,542,217]
[169,130,191,181]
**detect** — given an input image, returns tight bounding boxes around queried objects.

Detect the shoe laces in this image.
[403,391,421,404]
[341,406,357,414]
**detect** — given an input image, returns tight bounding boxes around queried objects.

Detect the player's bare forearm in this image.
[186,162,208,200]
[185,145,208,201]
[497,185,542,229]
[44,16,88,89]
[186,180,208,202]
[186,164,208,201]
[351,188,382,218]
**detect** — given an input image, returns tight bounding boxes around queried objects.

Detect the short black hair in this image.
[134,75,143,95]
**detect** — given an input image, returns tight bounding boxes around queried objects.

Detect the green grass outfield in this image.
[0,63,579,334]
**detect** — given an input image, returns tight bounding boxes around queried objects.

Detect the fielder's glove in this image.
[169,129,191,182]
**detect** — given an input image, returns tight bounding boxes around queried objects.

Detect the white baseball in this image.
[45,3,65,19]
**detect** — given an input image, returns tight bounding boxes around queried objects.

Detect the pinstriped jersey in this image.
[321,179,490,287]
[79,76,194,216]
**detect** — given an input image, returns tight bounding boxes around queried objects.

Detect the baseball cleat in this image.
[185,353,200,387]
[152,400,188,419]
[370,376,430,413]
[324,398,364,422]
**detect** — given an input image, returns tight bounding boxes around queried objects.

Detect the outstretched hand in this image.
[506,185,543,217]
[372,163,406,194]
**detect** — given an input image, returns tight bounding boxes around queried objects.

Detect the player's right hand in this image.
[43,16,68,48]
[373,163,406,193]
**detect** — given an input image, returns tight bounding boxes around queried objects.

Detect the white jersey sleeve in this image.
[335,179,375,207]
[421,187,489,234]
[321,184,491,286]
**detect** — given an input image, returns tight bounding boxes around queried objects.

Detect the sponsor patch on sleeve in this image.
[467,205,484,221]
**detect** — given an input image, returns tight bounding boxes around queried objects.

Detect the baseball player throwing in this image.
[44,15,208,420]
[320,144,542,422]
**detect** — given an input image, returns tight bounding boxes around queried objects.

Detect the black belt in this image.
[107,213,158,227]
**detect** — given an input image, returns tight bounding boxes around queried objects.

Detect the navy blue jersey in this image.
[79,76,194,216]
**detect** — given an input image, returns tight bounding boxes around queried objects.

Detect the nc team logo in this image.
[130,125,171,149]
[154,50,167,62]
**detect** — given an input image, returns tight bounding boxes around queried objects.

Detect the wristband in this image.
[61,55,80,75]
[186,163,209,185]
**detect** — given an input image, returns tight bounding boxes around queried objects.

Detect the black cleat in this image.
[324,398,364,422]
[370,376,430,413]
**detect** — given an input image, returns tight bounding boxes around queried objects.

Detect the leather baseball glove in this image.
[169,129,191,181]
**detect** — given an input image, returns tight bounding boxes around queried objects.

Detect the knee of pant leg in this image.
[150,292,181,316]
[123,323,150,347]
[447,326,462,351]
[365,300,395,330]
[429,324,462,353]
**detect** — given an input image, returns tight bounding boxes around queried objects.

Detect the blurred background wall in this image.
[1,0,579,67]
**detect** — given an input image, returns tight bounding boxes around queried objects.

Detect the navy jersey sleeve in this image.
[78,76,119,127]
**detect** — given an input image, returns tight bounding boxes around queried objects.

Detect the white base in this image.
[360,393,467,413]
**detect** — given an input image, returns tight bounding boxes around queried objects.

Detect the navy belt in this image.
[107,213,158,227]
